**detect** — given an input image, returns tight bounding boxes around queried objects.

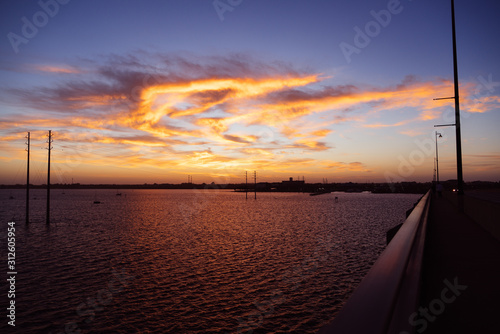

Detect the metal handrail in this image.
[318,190,431,334]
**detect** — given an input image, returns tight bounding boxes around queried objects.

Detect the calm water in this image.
[0,189,420,333]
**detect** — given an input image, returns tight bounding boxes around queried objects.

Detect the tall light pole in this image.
[451,0,464,195]
[433,0,464,195]
[433,157,436,183]
[435,132,442,184]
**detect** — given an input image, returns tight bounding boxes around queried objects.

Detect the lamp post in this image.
[435,132,442,184]
[433,0,464,195]
[451,0,464,195]
[433,157,436,183]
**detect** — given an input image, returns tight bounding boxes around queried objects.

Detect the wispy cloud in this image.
[399,129,425,137]
[322,161,372,172]
[363,120,413,128]
[1,53,498,179]
[464,154,500,173]
[32,64,82,74]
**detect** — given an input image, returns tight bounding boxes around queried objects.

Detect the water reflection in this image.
[0,189,419,333]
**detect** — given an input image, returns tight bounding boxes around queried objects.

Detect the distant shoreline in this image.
[1,180,498,194]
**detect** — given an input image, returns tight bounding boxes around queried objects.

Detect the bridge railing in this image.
[318,190,431,334]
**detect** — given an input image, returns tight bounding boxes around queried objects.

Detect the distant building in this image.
[280,177,305,191]
[281,177,305,185]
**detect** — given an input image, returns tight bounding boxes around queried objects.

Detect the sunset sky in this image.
[1,0,499,185]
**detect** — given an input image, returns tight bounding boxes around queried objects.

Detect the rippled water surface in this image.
[0,189,420,333]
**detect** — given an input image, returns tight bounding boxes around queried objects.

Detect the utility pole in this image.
[254,171,256,200]
[46,130,53,225]
[26,132,30,225]
[245,171,248,200]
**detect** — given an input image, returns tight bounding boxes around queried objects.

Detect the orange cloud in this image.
[33,65,81,74]
[311,129,332,137]
[291,139,329,151]
[463,95,500,113]
[399,129,425,137]
[323,161,371,172]
[3,54,499,182]
[363,120,413,128]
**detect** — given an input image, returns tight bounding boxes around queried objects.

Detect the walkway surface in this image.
[420,190,500,333]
